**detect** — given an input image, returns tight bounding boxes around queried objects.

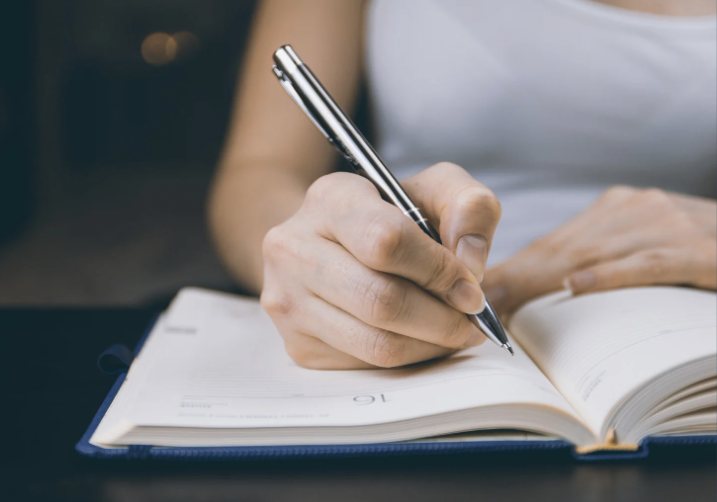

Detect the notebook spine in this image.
[573,428,640,455]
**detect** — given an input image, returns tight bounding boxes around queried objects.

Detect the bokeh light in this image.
[141,32,176,65]
[173,31,200,59]
[141,31,199,66]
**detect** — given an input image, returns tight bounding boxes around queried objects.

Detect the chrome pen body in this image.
[272,45,513,355]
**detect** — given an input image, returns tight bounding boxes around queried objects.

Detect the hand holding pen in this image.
[260,45,510,370]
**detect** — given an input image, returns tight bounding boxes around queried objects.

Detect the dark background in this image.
[1,3,715,501]
[0,0,261,306]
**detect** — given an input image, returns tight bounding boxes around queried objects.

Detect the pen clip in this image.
[272,66,332,140]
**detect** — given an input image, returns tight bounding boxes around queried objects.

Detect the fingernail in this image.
[447,279,485,314]
[567,272,596,293]
[464,327,486,348]
[456,235,488,282]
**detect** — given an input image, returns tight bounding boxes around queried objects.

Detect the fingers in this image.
[268,294,456,369]
[262,170,487,371]
[477,186,716,319]
[565,245,717,295]
[481,187,693,316]
[402,162,502,282]
[303,240,485,349]
[309,172,486,314]
[264,166,502,370]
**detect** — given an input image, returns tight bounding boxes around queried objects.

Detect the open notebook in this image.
[88,286,716,455]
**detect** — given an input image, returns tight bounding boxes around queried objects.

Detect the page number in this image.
[353,394,388,405]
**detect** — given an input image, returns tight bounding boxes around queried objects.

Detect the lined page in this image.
[120,288,579,431]
[510,287,717,435]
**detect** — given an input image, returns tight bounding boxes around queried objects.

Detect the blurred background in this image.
[0,0,261,306]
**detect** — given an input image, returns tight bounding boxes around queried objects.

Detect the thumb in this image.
[402,162,502,283]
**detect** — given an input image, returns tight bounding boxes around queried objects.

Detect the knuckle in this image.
[412,162,466,186]
[306,172,373,207]
[600,185,637,204]
[455,186,502,222]
[306,173,340,201]
[638,187,671,207]
[641,250,669,278]
[365,330,406,368]
[603,185,635,200]
[260,289,294,318]
[428,161,463,176]
[441,315,472,348]
[484,192,503,221]
[360,215,405,268]
[262,225,291,261]
[423,251,460,294]
[361,276,408,324]
[305,179,327,207]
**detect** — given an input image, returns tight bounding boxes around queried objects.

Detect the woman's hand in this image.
[261,163,502,369]
[482,186,717,318]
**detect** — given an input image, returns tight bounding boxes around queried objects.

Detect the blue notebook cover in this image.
[76,316,717,462]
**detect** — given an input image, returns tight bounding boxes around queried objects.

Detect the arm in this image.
[209,0,366,293]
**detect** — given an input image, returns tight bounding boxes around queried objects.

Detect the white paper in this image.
[510,287,717,434]
[123,288,578,430]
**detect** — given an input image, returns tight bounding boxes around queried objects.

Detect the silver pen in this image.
[272,45,513,356]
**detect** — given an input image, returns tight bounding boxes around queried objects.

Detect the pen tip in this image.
[502,343,514,356]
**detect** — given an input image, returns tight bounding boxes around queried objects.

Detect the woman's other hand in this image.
[261,163,502,369]
[482,186,717,318]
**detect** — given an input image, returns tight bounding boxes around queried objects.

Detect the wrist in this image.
[209,163,308,295]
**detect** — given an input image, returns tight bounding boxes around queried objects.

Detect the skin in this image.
[483,187,717,319]
[596,0,716,16]
[209,0,717,370]
[262,164,501,369]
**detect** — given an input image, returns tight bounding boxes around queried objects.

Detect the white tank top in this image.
[365,0,717,265]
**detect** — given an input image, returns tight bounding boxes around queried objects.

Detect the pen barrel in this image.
[468,306,509,348]
[273,45,418,215]
[403,207,441,244]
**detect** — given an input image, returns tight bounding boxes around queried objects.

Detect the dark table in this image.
[3,309,715,502]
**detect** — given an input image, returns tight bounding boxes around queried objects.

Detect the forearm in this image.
[208,0,365,294]
[209,162,308,294]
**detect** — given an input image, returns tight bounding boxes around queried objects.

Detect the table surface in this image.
[3,309,715,502]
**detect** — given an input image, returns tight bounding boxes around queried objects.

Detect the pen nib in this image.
[502,343,514,356]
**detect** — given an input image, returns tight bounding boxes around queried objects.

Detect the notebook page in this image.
[91,315,169,445]
[124,288,579,430]
[510,287,717,436]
